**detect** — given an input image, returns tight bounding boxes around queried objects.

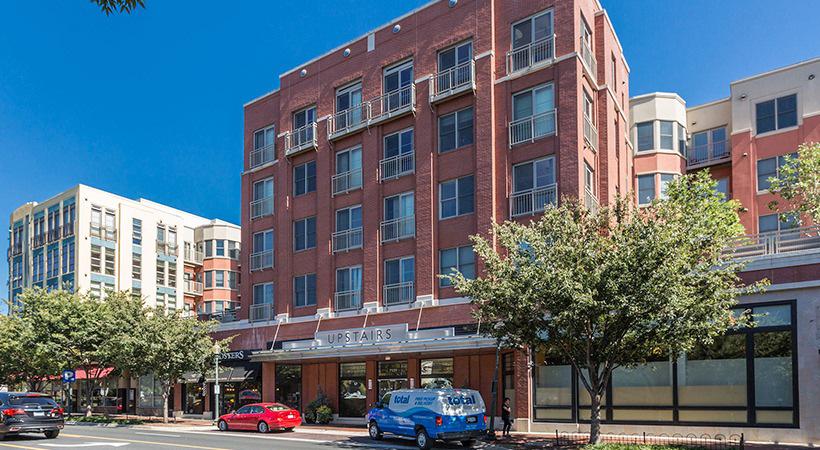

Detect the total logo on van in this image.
[446,394,478,406]
[394,395,411,404]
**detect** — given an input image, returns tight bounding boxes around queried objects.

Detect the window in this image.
[215,239,225,257]
[660,173,676,199]
[334,146,363,194]
[421,358,454,389]
[384,256,414,305]
[678,124,687,156]
[293,105,316,131]
[382,128,414,180]
[91,245,102,273]
[293,217,317,251]
[439,246,475,287]
[439,175,474,219]
[659,121,674,150]
[90,207,101,237]
[62,241,75,274]
[383,60,413,111]
[335,266,362,310]
[757,153,796,192]
[275,364,302,411]
[637,174,655,205]
[510,10,553,71]
[205,271,213,288]
[294,161,317,196]
[229,271,238,290]
[252,177,274,219]
[156,259,165,286]
[168,262,176,286]
[46,246,58,278]
[636,121,654,152]
[47,209,59,241]
[437,40,473,92]
[339,363,367,417]
[63,203,75,236]
[756,94,797,134]
[533,351,573,420]
[378,361,409,400]
[511,83,555,139]
[438,107,474,152]
[252,282,274,305]
[294,274,317,307]
[215,270,224,288]
[132,253,141,280]
[228,241,240,260]
[252,229,274,270]
[715,177,730,200]
[584,163,595,196]
[383,192,415,241]
[132,219,142,245]
[611,54,617,91]
[104,210,116,241]
[204,240,213,258]
[511,156,556,216]
[759,213,798,234]
[335,82,363,129]
[252,125,276,166]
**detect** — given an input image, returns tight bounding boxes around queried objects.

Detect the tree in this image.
[446,171,765,443]
[768,142,820,224]
[92,0,145,15]
[132,309,222,423]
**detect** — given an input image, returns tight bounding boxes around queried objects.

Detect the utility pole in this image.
[213,344,221,423]
[485,340,501,441]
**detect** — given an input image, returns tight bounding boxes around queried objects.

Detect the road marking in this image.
[60,434,228,450]
[173,430,418,449]
[39,444,129,448]
[0,443,43,450]
[132,432,180,438]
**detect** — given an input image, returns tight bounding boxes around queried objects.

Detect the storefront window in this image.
[339,362,367,417]
[502,353,516,416]
[138,374,163,409]
[753,331,793,424]
[677,333,747,416]
[219,381,262,414]
[378,361,408,399]
[275,364,302,411]
[184,383,205,415]
[421,358,454,389]
[76,377,119,412]
[533,351,573,420]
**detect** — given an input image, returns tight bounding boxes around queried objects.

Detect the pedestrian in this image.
[501,397,512,437]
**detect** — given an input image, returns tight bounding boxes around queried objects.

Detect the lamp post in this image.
[213,343,221,423]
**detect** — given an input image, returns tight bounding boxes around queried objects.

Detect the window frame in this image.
[294,273,317,308]
[293,216,317,252]
[439,245,475,287]
[438,107,474,153]
[755,93,798,135]
[510,9,554,51]
[637,173,656,206]
[439,175,475,220]
[293,160,317,197]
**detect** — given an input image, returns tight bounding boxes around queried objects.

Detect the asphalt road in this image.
[0,424,507,450]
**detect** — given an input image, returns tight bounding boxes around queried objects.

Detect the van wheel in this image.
[461,439,476,447]
[415,428,432,450]
[368,421,383,440]
[44,430,60,439]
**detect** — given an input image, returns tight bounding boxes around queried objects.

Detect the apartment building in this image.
[203,0,633,431]
[630,58,820,442]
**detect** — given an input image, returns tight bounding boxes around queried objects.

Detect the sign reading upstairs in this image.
[314,324,409,347]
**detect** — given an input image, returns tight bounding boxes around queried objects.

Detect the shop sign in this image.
[218,350,251,361]
[315,324,409,347]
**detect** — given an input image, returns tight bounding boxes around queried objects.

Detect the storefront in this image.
[178,349,263,418]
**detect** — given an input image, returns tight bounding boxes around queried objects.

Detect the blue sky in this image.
[1,0,818,308]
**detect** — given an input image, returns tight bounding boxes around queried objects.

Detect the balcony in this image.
[509,109,557,147]
[381,216,415,243]
[63,222,75,238]
[510,184,558,217]
[430,60,475,104]
[32,234,46,248]
[249,144,276,169]
[184,280,203,296]
[583,115,598,151]
[90,225,116,241]
[250,197,274,220]
[201,309,238,323]
[250,250,273,271]
[284,122,318,157]
[157,241,179,256]
[506,36,555,74]
[249,303,274,323]
[10,244,23,257]
[580,38,597,81]
[728,225,820,260]
[47,229,61,243]
[327,104,370,141]
[184,248,204,265]
[369,84,416,126]
[332,168,363,196]
[334,290,362,311]
[379,152,414,181]
[687,141,730,168]
[332,227,363,253]
[383,281,414,306]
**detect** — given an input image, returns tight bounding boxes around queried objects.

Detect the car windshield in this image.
[266,405,290,412]
[9,396,57,407]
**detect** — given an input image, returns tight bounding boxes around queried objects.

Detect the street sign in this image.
[62,369,76,383]
[213,385,220,395]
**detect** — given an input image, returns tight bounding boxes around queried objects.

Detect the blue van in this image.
[366,388,486,449]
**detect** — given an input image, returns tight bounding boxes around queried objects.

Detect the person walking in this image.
[501,397,512,437]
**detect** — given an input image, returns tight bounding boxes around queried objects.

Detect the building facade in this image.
[629,58,820,443]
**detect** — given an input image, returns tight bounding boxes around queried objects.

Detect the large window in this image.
[294,274,316,307]
[251,229,273,270]
[252,177,274,219]
[511,156,556,216]
[511,83,555,141]
[637,174,655,205]
[659,121,674,150]
[294,161,317,196]
[659,173,676,199]
[378,361,408,399]
[334,205,363,252]
[510,10,553,71]
[382,192,414,241]
[758,212,798,234]
[756,94,797,134]
[439,175,474,219]
[383,60,413,111]
[382,128,414,180]
[757,153,797,192]
[438,107,474,152]
[334,146,363,194]
[436,40,472,92]
[421,358,454,389]
[339,363,367,417]
[252,282,274,305]
[335,82,363,130]
[252,125,276,167]
[335,266,362,311]
[636,121,654,152]
[275,364,302,411]
[293,217,316,251]
[384,256,414,305]
[292,105,317,146]
[439,246,475,287]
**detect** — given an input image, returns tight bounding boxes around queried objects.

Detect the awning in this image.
[180,363,260,384]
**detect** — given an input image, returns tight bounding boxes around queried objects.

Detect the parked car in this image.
[0,392,65,440]
[217,402,301,433]
[367,388,487,449]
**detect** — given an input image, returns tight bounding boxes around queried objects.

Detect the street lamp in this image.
[213,343,221,423]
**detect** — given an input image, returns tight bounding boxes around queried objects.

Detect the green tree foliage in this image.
[446,171,765,443]
[768,142,820,224]
[91,0,145,15]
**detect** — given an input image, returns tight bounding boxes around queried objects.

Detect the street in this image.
[0,425,509,450]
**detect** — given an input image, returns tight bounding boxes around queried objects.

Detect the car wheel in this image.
[415,428,432,450]
[44,430,60,439]
[217,420,229,431]
[368,421,383,440]
[461,439,476,448]
[257,421,269,433]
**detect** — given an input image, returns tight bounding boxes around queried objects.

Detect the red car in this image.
[217,403,301,433]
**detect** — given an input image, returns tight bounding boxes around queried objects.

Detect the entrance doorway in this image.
[275,364,302,411]
[377,360,408,399]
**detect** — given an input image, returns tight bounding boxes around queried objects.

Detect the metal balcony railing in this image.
[334,290,362,311]
[10,244,23,257]
[383,281,414,306]
[63,222,75,237]
[47,228,61,243]
[510,184,558,217]
[90,224,117,241]
[332,227,363,253]
[370,84,416,125]
[157,241,179,256]
[184,280,203,295]
[580,38,597,80]
[687,141,730,167]
[379,152,414,181]
[727,225,820,260]
[249,144,275,169]
[184,248,204,265]
[250,197,274,219]
[506,36,555,74]
[583,114,598,151]
[381,216,415,243]
[332,168,363,196]
[249,303,274,323]
[284,122,318,157]
[32,234,46,248]
[327,103,370,140]
[430,60,475,103]
[509,109,557,147]
[250,250,274,271]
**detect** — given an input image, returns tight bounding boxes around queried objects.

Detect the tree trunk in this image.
[162,387,169,424]
[589,392,603,444]
[85,379,94,418]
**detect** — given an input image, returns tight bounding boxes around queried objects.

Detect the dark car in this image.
[0,392,64,439]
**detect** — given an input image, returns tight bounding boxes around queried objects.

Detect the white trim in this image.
[243,88,280,107]
[729,56,820,86]
[686,96,731,111]
[494,52,574,85]
[474,50,493,60]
